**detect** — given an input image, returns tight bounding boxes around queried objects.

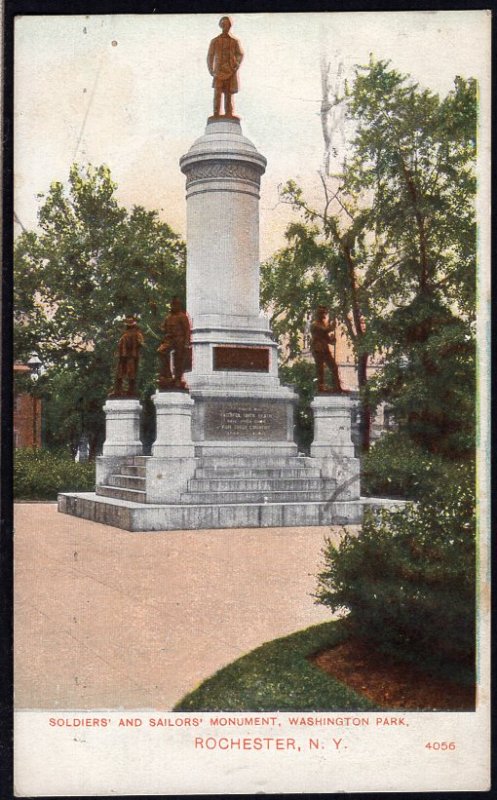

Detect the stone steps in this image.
[96,485,147,503]
[122,456,151,465]
[108,475,146,490]
[121,465,147,477]
[193,467,322,479]
[98,454,332,507]
[195,456,313,469]
[180,489,337,504]
[187,477,335,492]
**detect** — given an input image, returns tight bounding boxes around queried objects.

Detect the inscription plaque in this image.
[204,400,288,440]
[213,346,270,372]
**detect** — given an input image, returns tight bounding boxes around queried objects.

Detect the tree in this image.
[14,164,186,457]
[261,59,476,455]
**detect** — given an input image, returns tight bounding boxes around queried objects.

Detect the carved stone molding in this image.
[184,159,262,186]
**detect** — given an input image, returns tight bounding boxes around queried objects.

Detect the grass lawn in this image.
[173,620,376,712]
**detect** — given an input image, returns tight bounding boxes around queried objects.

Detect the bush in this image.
[14,448,95,500]
[362,431,475,500]
[316,477,476,665]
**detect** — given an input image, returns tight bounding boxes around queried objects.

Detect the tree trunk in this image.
[88,432,100,462]
[357,351,371,452]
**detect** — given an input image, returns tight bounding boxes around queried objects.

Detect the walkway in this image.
[14,503,348,710]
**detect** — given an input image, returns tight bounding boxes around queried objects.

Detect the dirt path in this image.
[14,503,340,710]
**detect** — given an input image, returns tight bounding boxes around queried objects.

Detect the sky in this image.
[14,10,490,261]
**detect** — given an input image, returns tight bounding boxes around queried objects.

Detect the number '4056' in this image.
[425,742,456,750]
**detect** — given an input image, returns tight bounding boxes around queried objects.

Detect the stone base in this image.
[152,390,195,458]
[101,399,143,457]
[144,457,197,503]
[191,388,298,457]
[311,394,358,458]
[58,492,405,533]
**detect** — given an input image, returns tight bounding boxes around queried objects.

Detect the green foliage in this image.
[346,64,476,318]
[362,432,475,499]
[367,295,475,459]
[174,621,375,712]
[260,224,337,361]
[279,359,316,453]
[316,480,476,665]
[14,448,95,500]
[14,164,186,456]
[261,60,476,454]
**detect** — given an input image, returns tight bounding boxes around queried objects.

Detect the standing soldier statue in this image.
[109,316,144,398]
[311,305,345,393]
[207,16,243,118]
[157,297,191,391]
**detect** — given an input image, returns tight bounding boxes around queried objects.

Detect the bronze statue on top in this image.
[207,16,243,118]
[311,306,345,394]
[109,317,144,398]
[157,297,191,391]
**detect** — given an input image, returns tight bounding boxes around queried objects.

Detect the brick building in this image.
[14,363,42,448]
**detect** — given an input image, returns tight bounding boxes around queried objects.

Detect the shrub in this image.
[361,431,474,500]
[14,448,95,500]
[315,476,476,665]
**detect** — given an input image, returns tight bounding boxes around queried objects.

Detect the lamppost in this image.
[27,352,42,449]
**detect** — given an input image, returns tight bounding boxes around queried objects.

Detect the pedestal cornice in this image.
[180,118,266,193]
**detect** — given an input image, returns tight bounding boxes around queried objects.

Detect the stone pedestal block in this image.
[145,457,197,503]
[152,391,195,458]
[310,394,357,458]
[96,455,125,487]
[310,395,360,499]
[317,455,361,501]
[102,399,143,456]
[190,389,298,457]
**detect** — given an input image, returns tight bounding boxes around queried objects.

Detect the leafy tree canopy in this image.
[14,164,186,455]
[261,59,476,455]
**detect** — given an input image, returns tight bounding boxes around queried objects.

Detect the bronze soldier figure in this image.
[311,306,344,393]
[157,297,191,391]
[207,16,243,118]
[109,317,144,398]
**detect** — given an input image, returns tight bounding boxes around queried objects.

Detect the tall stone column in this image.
[180,118,266,323]
[179,118,281,392]
[179,117,297,457]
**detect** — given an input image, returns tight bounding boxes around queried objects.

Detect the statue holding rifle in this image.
[311,306,345,394]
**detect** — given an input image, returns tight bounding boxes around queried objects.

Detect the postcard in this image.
[12,10,491,795]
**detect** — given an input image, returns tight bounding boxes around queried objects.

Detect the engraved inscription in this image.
[204,400,288,441]
[213,346,269,372]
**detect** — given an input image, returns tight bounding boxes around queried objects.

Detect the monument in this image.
[58,18,402,531]
[310,306,344,394]
[108,316,144,399]
[157,297,191,391]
